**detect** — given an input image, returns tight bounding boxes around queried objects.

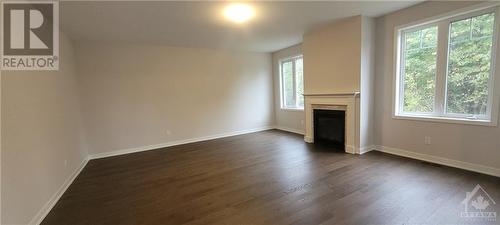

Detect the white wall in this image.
[374,1,500,170]
[303,16,362,94]
[272,44,305,134]
[1,33,88,224]
[360,17,376,150]
[75,42,274,155]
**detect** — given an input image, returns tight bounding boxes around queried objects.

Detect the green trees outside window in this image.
[398,10,496,121]
[403,26,438,113]
[447,13,494,115]
[281,56,304,109]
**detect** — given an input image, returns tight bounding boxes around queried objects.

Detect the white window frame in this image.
[393,3,500,126]
[279,55,304,110]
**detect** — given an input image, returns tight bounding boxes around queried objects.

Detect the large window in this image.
[280,55,304,109]
[396,7,498,124]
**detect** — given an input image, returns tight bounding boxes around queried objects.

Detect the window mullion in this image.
[434,21,449,116]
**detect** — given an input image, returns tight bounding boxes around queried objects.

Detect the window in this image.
[280,55,304,109]
[395,7,498,125]
[401,25,438,113]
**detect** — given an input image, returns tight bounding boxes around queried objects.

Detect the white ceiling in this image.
[60,1,421,52]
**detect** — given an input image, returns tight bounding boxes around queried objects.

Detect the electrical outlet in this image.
[166,130,172,136]
[301,120,304,125]
[424,136,431,145]
[64,160,68,167]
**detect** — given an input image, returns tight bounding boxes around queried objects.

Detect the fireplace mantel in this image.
[303,92,360,97]
[304,93,360,154]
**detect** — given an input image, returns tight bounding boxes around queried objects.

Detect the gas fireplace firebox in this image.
[313,109,345,150]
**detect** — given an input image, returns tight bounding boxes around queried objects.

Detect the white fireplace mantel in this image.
[304,92,360,154]
[303,92,360,97]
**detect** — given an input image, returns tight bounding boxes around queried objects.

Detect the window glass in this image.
[295,58,304,108]
[402,26,438,113]
[280,56,304,109]
[282,61,295,108]
[446,13,495,115]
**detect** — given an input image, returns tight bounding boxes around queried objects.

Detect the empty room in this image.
[2,1,500,224]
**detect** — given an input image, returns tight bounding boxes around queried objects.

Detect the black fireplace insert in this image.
[313,109,345,150]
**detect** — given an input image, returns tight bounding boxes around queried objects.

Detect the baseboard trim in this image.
[29,158,89,225]
[374,145,500,177]
[359,145,375,154]
[275,126,305,135]
[89,126,274,160]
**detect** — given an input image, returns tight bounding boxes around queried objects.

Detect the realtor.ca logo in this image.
[461,184,497,222]
[1,1,59,70]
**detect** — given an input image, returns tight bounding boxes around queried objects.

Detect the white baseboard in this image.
[374,145,500,178]
[275,126,305,135]
[359,145,375,154]
[89,126,274,160]
[30,158,89,225]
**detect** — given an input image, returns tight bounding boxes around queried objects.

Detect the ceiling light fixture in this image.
[223,3,255,23]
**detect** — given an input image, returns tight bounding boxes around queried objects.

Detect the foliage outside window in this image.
[280,55,304,109]
[402,26,438,113]
[396,8,497,123]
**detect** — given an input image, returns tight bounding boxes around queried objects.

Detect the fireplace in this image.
[313,109,345,150]
[304,93,359,154]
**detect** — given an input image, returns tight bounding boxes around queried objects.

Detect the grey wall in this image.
[75,42,274,155]
[374,1,500,169]
[272,44,305,134]
[1,33,88,224]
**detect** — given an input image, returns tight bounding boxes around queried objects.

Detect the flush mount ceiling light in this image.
[223,3,255,23]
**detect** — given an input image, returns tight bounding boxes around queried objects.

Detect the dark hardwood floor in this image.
[42,130,500,225]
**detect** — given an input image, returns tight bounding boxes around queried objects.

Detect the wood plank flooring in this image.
[42,130,500,225]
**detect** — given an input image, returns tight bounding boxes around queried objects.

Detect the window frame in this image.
[279,54,304,110]
[393,4,500,126]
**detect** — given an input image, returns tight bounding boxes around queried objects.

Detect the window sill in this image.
[281,108,304,112]
[393,114,497,127]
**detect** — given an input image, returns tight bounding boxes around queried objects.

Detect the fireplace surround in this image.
[304,93,360,154]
